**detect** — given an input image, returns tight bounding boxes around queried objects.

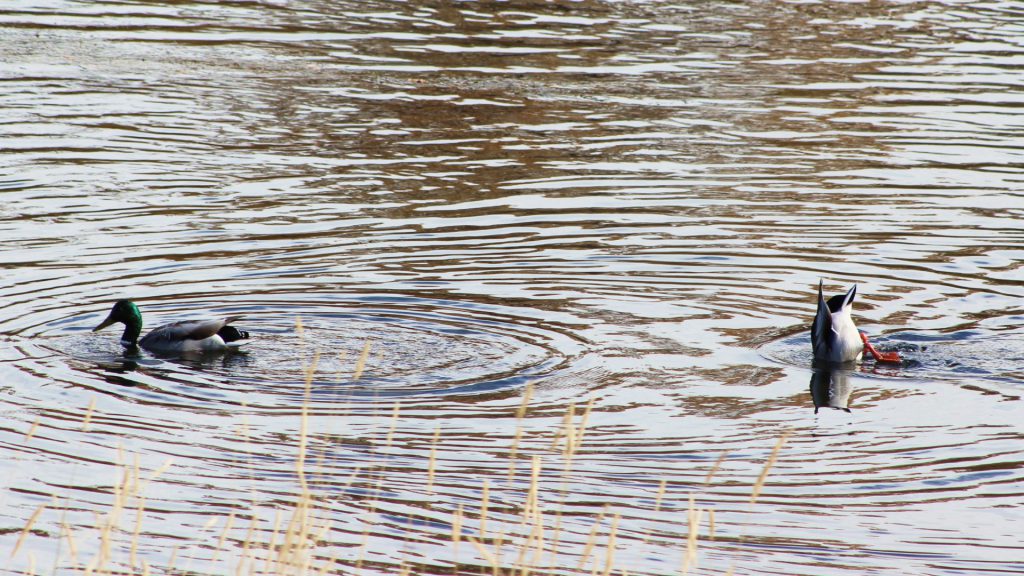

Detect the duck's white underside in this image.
[123,335,246,353]
[823,308,863,363]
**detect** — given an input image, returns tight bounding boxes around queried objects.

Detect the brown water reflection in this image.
[1,1,1023,575]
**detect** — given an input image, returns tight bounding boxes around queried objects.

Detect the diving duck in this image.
[93,300,250,353]
[811,281,900,364]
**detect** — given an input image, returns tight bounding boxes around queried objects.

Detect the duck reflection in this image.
[810,361,855,413]
[93,349,250,387]
[94,356,141,386]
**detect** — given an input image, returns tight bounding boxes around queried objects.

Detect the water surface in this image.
[1,1,1023,575]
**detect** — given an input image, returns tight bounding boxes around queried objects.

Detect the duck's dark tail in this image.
[218,325,250,343]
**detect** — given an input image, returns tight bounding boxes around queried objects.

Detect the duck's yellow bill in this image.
[93,316,116,332]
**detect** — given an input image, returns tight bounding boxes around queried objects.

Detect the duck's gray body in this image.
[811,281,863,363]
[138,317,247,353]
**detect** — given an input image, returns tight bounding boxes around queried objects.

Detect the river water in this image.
[1,1,1022,575]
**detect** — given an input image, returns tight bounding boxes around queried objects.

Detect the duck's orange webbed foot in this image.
[860,331,901,363]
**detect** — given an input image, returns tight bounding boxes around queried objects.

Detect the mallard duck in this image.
[811,280,900,364]
[93,300,250,353]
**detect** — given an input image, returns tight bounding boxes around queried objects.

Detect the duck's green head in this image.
[93,300,143,346]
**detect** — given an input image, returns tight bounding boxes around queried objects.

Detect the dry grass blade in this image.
[479,479,490,539]
[297,351,318,493]
[277,490,316,573]
[23,417,40,443]
[281,388,319,573]
[576,521,600,570]
[61,522,78,569]
[130,496,145,569]
[563,420,576,460]
[11,503,46,559]
[336,350,348,382]
[750,430,792,504]
[573,397,595,453]
[353,339,372,381]
[82,397,96,432]
[466,535,499,574]
[426,425,440,494]
[262,509,283,576]
[523,456,542,523]
[452,504,464,552]
[303,349,320,387]
[213,510,235,564]
[355,526,370,572]
[682,495,703,574]
[552,402,575,450]
[138,459,174,493]
[314,552,337,576]
[653,479,667,513]
[521,507,546,575]
[385,402,400,449]
[129,454,142,499]
[94,464,135,574]
[600,513,620,576]
[238,515,256,576]
[509,381,534,478]
[508,426,524,479]
[516,381,534,420]
[705,450,729,485]
[167,545,179,574]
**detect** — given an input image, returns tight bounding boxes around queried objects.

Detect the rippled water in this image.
[2,1,1023,574]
